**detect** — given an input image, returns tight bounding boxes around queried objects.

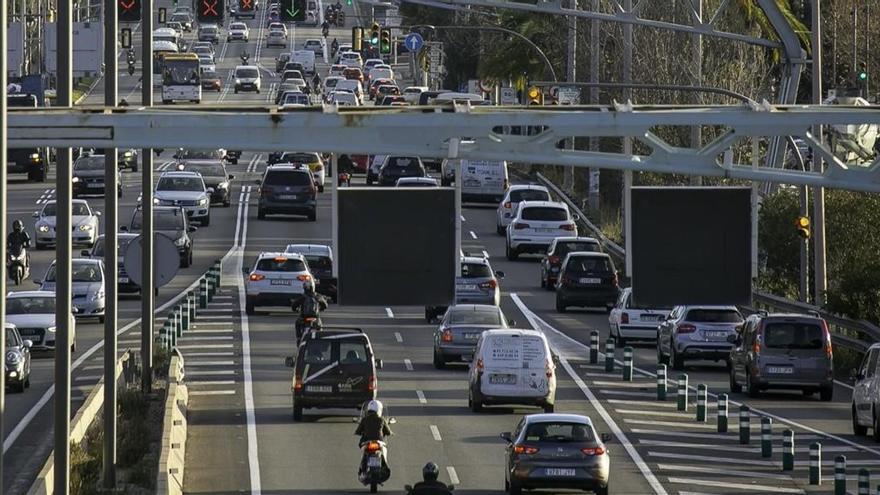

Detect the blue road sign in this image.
[404,32,424,52]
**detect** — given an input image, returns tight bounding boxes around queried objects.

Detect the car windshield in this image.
[231,23,246,29]
[555,241,601,256]
[280,153,318,163]
[91,237,134,257]
[236,68,259,78]
[686,309,743,323]
[461,263,492,278]
[522,207,567,221]
[6,297,56,315]
[74,156,105,171]
[565,257,612,273]
[183,163,224,177]
[43,202,90,216]
[131,210,185,230]
[255,258,307,272]
[510,189,550,202]
[179,149,223,159]
[764,322,825,349]
[524,422,594,443]
[303,339,333,364]
[46,263,102,282]
[263,170,311,186]
[157,176,203,191]
[449,309,502,325]
[302,255,331,270]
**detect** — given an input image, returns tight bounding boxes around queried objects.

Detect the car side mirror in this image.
[71,307,81,314]
[188,226,198,233]
[495,270,505,279]
[601,432,612,443]
[120,226,129,232]
[284,356,295,367]
[500,431,513,443]
[228,174,235,180]
[81,249,91,257]
[572,213,581,221]
[95,211,102,216]
[33,279,41,285]
[23,340,33,348]
[375,358,383,370]
[206,187,215,194]
[32,211,40,218]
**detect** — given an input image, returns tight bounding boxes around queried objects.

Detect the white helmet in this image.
[366,399,383,417]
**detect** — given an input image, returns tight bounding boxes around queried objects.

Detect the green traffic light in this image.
[860,72,868,81]
[370,36,379,45]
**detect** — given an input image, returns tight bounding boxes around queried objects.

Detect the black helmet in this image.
[422,461,440,481]
[12,220,23,232]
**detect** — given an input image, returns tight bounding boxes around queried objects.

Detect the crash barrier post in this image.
[696,384,707,422]
[810,442,822,485]
[656,365,667,401]
[623,346,633,381]
[175,305,183,338]
[200,277,209,308]
[835,455,847,495]
[604,338,615,372]
[717,394,728,433]
[739,405,750,444]
[214,259,222,287]
[160,320,170,349]
[858,468,869,495]
[761,416,772,458]
[782,429,794,471]
[181,300,189,332]
[589,331,599,364]
[676,374,688,412]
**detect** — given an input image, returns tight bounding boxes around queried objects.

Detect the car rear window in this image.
[303,255,332,270]
[555,241,600,256]
[565,257,612,273]
[510,189,550,203]
[386,157,421,171]
[263,170,311,186]
[339,340,369,363]
[255,258,306,272]
[280,153,318,163]
[461,263,492,278]
[685,309,743,323]
[235,68,258,78]
[524,422,594,443]
[302,339,333,364]
[521,207,567,221]
[449,310,501,325]
[763,322,825,349]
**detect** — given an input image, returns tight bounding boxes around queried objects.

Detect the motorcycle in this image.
[7,247,29,286]
[338,172,351,187]
[295,315,322,342]
[404,483,455,495]
[354,405,397,493]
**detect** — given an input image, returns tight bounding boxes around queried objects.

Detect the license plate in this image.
[277,194,298,200]
[119,277,130,283]
[305,385,331,393]
[86,183,103,188]
[463,332,480,339]
[535,228,555,233]
[489,374,516,385]
[640,314,662,321]
[367,456,381,468]
[768,366,794,374]
[546,468,576,477]
[580,278,601,284]
[457,285,477,291]
[704,331,727,338]
[270,279,291,285]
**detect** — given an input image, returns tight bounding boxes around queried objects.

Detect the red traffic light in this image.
[198,0,224,21]
[119,0,141,22]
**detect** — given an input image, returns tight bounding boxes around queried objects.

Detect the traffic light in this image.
[379,29,391,54]
[197,0,224,22]
[795,216,811,239]
[281,0,306,21]
[370,22,380,46]
[119,0,142,22]
[158,7,166,23]
[352,26,364,52]
[858,62,868,86]
[239,0,255,13]
[121,28,132,48]
[527,86,543,106]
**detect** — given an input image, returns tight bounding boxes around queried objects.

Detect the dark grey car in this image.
[5,324,32,393]
[657,305,744,370]
[424,256,504,322]
[378,156,426,187]
[178,160,234,206]
[123,206,196,267]
[729,313,834,400]
[72,155,122,198]
[82,233,141,294]
[432,304,509,368]
[256,165,317,221]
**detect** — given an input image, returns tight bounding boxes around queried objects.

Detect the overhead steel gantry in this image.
[8,104,880,192]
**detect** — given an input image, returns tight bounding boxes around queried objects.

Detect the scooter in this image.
[295,315,322,342]
[359,440,390,493]
[337,172,351,187]
[7,247,29,286]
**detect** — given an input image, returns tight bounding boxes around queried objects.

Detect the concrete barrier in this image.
[157,350,188,495]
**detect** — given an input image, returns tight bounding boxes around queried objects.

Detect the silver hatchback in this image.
[657,305,743,370]
[433,304,510,368]
[424,255,505,321]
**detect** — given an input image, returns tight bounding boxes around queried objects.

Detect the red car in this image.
[351,155,369,172]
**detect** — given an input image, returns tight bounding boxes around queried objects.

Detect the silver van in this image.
[441,159,509,202]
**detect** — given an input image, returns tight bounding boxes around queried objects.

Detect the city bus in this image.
[152,40,180,87]
[161,53,202,103]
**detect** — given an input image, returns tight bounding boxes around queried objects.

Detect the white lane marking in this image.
[187,361,237,366]
[190,390,237,396]
[192,321,232,326]
[404,359,413,371]
[82,365,103,371]
[189,380,237,386]
[482,250,489,258]
[177,344,234,349]
[185,352,235,357]
[633,429,822,442]
[74,374,102,382]
[187,370,237,376]
[429,425,442,441]
[666,477,804,494]
[649,451,770,467]
[195,315,237,320]
[213,295,234,300]
[468,230,477,239]
[385,307,394,318]
[658,464,791,480]
[615,409,691,418]
[199,307,234,312]
[641,439,853,454]
[624,419,716,430]
[187,329,234,334]
[446,466,459,485]
[416,390,427,404]
[606,399,677,408]
[511,293,668,495]
[460,215,465,221]
[394,332,402,343]
[598,389,659,398]
[180,336,234,341]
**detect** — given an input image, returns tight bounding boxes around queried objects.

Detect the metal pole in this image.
[451,138,462,278]
[689,0,703,186]
[141,0,154,393]
[0,0,8,487]
[103,0,119,484]
[55,0,74,487]
[799,185,810,302]
[812,0,827,306]
[623,0,633,278]
[562,0,576,191]
[331,153,338,280]
[750,139,759,281]
[852,6,857,79]
[865,2,870,98]
[587,0,599,210]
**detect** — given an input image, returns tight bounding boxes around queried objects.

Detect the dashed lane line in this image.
[385,307,394,318]
[186,361,237,366]
[599,389,659,398]
[177,344,234,349]
[615,409,692,418]
[429,425,442,441]
[190,390,237,396]
[187,369,237,376]
[394,332,403,343]
[404,359,413,371]
[446,466,459,485]
[624,419,717,430]
[468,230,477,239]
[189,380,237,386]
[416,390,427,404]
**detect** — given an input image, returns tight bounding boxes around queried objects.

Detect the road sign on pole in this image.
[557,86,581,105]
[123,233,180,288]
[404,32,423,52]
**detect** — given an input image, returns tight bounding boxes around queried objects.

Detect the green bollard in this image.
[604,338,615,372]
[835,455,847,495]
[739,405,750,444]
[858,468,870,495]
[656,365,667,401]
[676,374,688,412]
[200,277,209,309]
[622,346,633,381]
[175,307,183,337]
[214,260,222,287]
[810,442,822,485]
[181,301,190,331]
[696,384,707,422]
[717,394,728,433]
[761,417,772,458]
[782,429,794,471]
[589,331,599,364]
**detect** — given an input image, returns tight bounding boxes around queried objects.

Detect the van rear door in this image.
[461,160,507,201]
[519,335,551,397]
[482,334,523,396]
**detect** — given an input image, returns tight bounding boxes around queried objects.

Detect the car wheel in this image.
[433,349,445,369]
[595,484,609,495]
[202,215,211,226]
[25,374,30,388]
[181,249,192,268]
[307,210,317,222]
[508,478,522,495]
[746,372,760,398]
[292,400,303,421]
[71,342,76,353]
[235,89,239,94]
[540,275,546,289]
[820,386,833,402]
[99,316,105,324]
[35,242,46,251]
[543,403,554,413]
[671,345,684,371]
[15,380,25,393]
[366,176,373,185]
[246,300,255,315]
[505,243,518,261]
[223,199,231,207]
[496,224,504,235]
[615,330,626,348]
[469,388,483,413]
[258,208,266,220]
[555,296,566,313]
[854,405,868,436]
[132,164,138,172]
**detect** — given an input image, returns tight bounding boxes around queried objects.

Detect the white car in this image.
[336,51,363,67]
[496,185,551,234]
[852,343,880,437]
[153,170,213,226]
[39,258,106,322]
[6,291,77,352]
[227,22,250,42]
[396,177,439,187]
[197,54,216,72]
[362,58,384,77]
[243,252,314,314]
[403,86,428,104]
[323,76,343,94]
[303,38,323,53]
[268,22,288,35]
[234,65,261,93]
[328,64,347,77]
[608,288,671,346]
[506,201,578,260]
[33,199,100,249]
[266,30,287,47]
[330,91,359,106]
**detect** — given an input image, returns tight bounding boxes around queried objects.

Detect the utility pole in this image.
[141,0,155,393]
[851,3,857,82]
[623,0,633,278]
[0,0,8,489]
[812,0,827,306]
[563,0,576,192]
[587,0,599,211]
[690,0,703,186]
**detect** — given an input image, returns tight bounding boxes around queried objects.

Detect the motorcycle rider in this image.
[408,462,453,495]
[331,38,339,57]
[355,400,392,474]
[7,220,31,268]
[292,282,328,339]
[321,20,330,37]
[312,73,322,93]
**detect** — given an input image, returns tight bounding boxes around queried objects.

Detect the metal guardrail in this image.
[532,172,877,354]
[157,350,188,495]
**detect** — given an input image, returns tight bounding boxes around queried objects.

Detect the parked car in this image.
[657,305,744,370]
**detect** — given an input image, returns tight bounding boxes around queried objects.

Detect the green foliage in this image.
[118,388,151,466]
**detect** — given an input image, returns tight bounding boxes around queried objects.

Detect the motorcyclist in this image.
[334,0,342,10]
[240,50,250,64]
[7,220,31,268]
[312,73,322,93]
[321,20,330,36]
[337,154,354,175]
[409,462,453,495]
[355,400,392,473]
[331,38,339,57]
[292,282,328,339]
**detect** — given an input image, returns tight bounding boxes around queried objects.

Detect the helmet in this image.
[366,399,383,417]
[422,462,440,481]
[12,220,23,232]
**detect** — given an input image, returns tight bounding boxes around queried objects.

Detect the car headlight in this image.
[91,290,105,301]
[235,79,241,84]
[174,236,186,247]
[123,151,133,158]
[72,177,80,183]
[79,224,93,231]
[47,326,57,333]
[29,153,41,161]
[217,181,229,189]
[153,197,161,205]
[38,224,50,232]
[198,197,209,206]
[6,351,22,365]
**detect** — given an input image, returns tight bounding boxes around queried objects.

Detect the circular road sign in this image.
[123,233,181,288]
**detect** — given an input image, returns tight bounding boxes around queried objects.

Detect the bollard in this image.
[717,393,728,432]
[623,346,633,381]
[656,365,667,401]
[169,319,177,349]
[168,311,177,340]
[696,384,707,422]
[810,442,822,485]
[200,277,209,308]
[604,338,615,372]
[207,275,215,301]
[676,374,688,411]
[782,429,794,471]
[739,405,750,444]
[160,321,169,349]
[175,306,183,338]
[761,417,772,458]
[214,260,222,287]
[859,468,870,495]
[190,291,197,319]
[589,331,599,364]
[835,455,847,495]
[181,300,190,331]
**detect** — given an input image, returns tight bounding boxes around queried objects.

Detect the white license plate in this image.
[119,277,130,283]
[640,314,662,321]
[704,331,727,338]
[277,194,298,200]
[489,374,516,385]
[270,279,291,285]
[367,456,381,468]
[457,285,477,291]
[768,366,794,374]
[86,183,103,188]
[535,228,556,233]
[305,385,332,393]
[545,468,576,477]
[463,332,480,340]
[579,278,601,284]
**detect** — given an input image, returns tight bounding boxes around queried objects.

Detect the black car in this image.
[284,328,382,421]
[256,164,317,221]
[540,237,602,290]
[377,156,426,187]
[81,233,142,294]
[72,155,123,198]
[555,252,619,313]
[177,160,234,206]
[7,94,48,182]
[73,147,138,171]
[284,244,336,302]
[5,324,32,393]
[122,206,196,267]
[275,53,291,72]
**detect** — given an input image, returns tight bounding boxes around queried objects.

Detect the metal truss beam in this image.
[9,105,880,191]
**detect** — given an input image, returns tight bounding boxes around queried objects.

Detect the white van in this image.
[292,50,316,76]
[468,329,556,412]
[441,159,509,202]
[403,86,428,104]
[335,79,364,104]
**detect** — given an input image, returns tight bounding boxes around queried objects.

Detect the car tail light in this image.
[581,446,606,456]
[366,441,381,453]
[621,313,629,324]
[479,279,497,290]
[503,201,512,209]
[296,274,312,282]
[548,255,560,265]
[513,223,530,230]
[367,375,376,391]
[676,323,696,334]
[249,273,265,281]
[441,329,453,342]
[822,320,833,358]
[294,374,303,390]
[561,223,576,231]
[545,359,554,379]
[476,358,484,371]
[612,273,619,288]
[513,444,539,455]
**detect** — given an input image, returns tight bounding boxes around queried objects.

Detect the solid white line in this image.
[177,344,234,349]
[187,361,237,366]
[615,409,691,418]
[180,336,234,341]
[74,374,101,382]
[190,390,237,396]
[666,477,804,494]
[446,466,460,485]
[385,307,394,318]
[598,389,659,398]
[189,380,237,386]
[429,425,442,441]
[394,332,403,343]
[510,293,668,495]
[192,321,232,326]
[416,390,427,404]
[657,463,790,480]
[404,359,413,371]
[188,370,237,376]
[624,419,717,430]
[606,399,677,408]
[187,329,234,334]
